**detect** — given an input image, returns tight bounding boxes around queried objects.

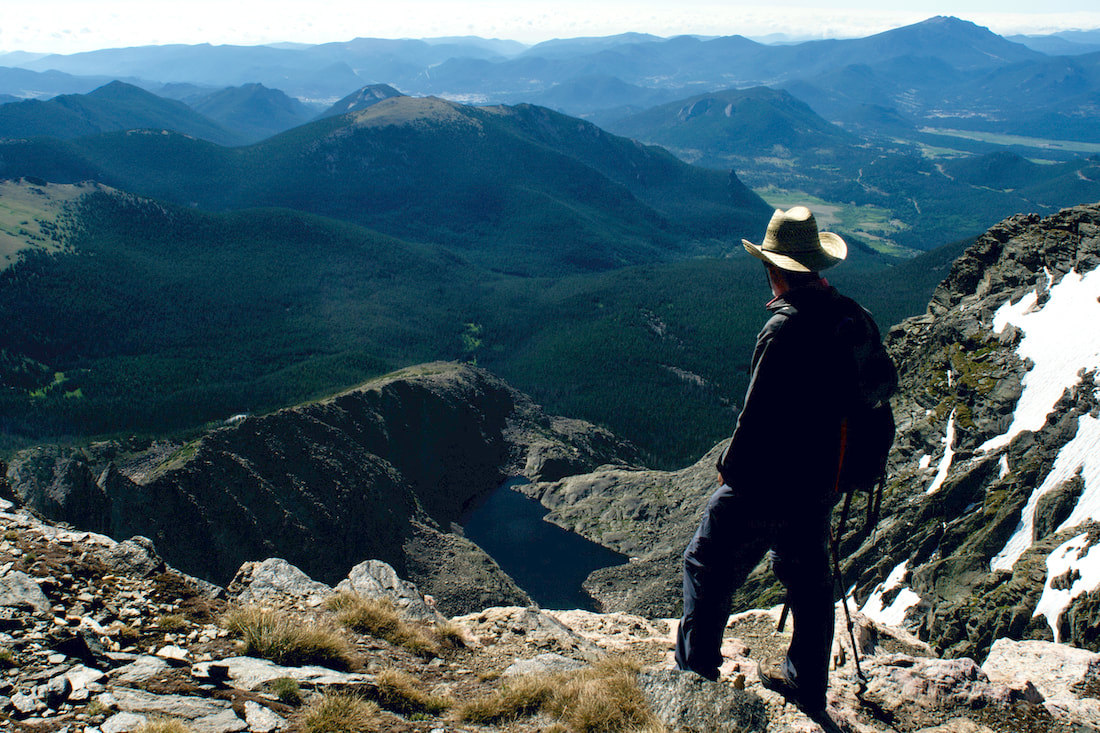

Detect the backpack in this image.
[774,290,898,532]
[829,296,898,536]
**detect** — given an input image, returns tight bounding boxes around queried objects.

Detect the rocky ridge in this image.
[3,497,1100,733]
[5,363,635,617]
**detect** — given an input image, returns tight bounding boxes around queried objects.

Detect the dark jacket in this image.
[716,282,857,508]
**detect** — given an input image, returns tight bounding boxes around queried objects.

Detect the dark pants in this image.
[674,483,835,709]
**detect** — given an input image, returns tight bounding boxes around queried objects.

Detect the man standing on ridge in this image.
[674,206,891,733]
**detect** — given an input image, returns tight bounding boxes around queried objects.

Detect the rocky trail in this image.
[2,498,1099,733]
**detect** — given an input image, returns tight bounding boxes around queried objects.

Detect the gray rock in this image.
[502,652,586,677]
[102,536,163,578]
[243,700,286,732]
[101,711,148,733]
[191,657,374,692]
[453,606,602,659]
[983,638,1100,729]
[111,687,247,732]
[10,690,45,715]
[637,668,768,733]
[43,673,71,708]
[111,655,170,684]
[336,559,442,622]
[229,558,333,607]
[0,570,51,614]
[861,653,1040,717]
[155,644,191,666]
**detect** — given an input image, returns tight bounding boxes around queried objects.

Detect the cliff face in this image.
[525,203,1100,659]
[5,362,636,615]
[851,203,1100,659]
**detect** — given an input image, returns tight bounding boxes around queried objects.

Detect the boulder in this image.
[982,637,1100,729]
[0,570,50,614]
[452,606,602,660]
[100,536,164,578]
[228,558,333,608]
[110,687,247,733]
[637,668,768,733]
[336,558,442,622]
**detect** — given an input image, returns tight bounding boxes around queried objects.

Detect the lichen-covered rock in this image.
[983,638,1100,729]
[638,669,768,733]
[0,570,50,615]
[452,606,602,660]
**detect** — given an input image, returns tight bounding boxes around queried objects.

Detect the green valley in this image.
[0,176,937,468]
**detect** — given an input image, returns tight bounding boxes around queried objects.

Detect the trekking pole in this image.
[829,523,866,685]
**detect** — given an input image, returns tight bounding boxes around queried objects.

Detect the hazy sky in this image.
[3,0,1099,54]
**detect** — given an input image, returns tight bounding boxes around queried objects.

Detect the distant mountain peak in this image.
[318,84,405,120]
[338,94,473,129]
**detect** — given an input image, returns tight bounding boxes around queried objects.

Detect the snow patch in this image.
[926,409,956,495]
[981,267,1100,453]
[1034,533,1100,643]
[861,561,921,628]
[991,414,1100,571]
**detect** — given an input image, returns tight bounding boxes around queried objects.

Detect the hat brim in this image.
[742,231,847,273]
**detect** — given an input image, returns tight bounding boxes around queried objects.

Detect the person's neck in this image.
[768,271,827,298]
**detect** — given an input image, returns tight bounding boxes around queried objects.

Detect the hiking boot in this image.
[757,660,822,709]
[758,661,843,732]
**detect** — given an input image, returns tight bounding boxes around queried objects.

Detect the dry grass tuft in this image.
[301,691,381,733]
[155,614,189,631]
[456,656,662,733]
[374,668,452,716]
[269,676,303,706]
[136,718,193,733]
[455,673,555,725]
[550,657,662,733]
[433,620,469,649]
[326,593,439,657]
[222,606,355,670]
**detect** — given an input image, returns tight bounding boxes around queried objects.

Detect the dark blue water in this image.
[462,479,628,611]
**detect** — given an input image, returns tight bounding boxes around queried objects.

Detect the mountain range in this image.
[0,94,769,275]
[2,15,1098,257]
[4,16,1096,143]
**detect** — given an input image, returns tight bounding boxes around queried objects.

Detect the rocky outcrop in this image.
[5,362,635,615]
[841,203,1100,659]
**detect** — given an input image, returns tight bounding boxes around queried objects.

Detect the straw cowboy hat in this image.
[743,206,847,273]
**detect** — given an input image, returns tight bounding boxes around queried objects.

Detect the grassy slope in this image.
[5,97,772,278]
[0,190,466,440]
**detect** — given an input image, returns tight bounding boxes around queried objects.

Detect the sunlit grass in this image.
[455,656,662,732]
[222,606,355,670]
